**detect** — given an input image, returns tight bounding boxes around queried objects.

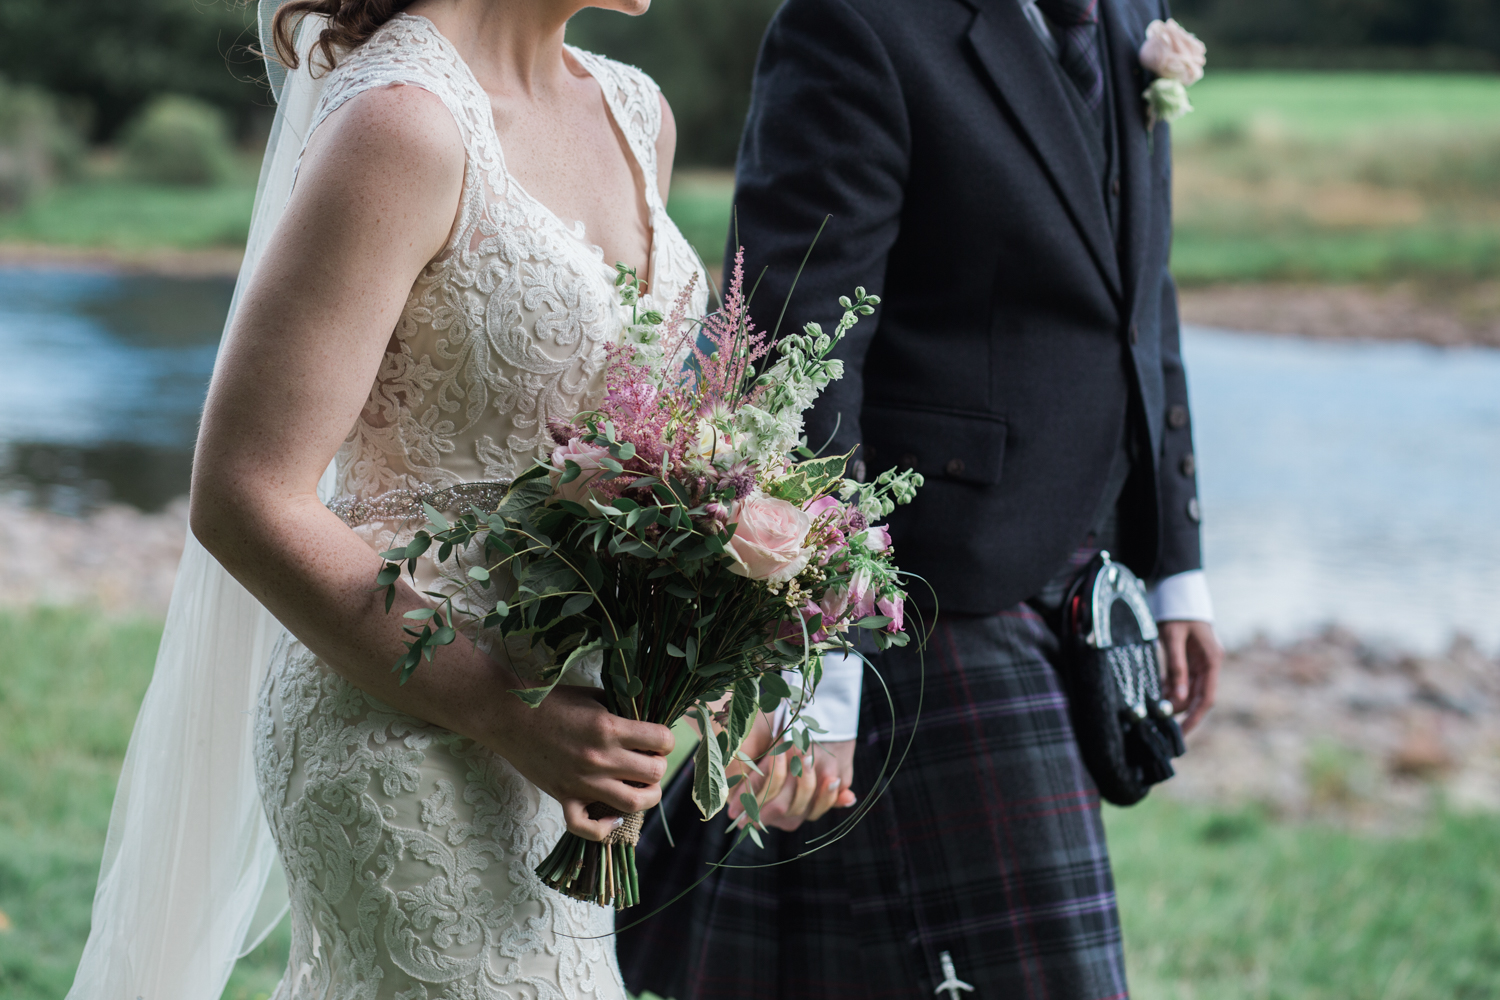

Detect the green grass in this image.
[0,180,254,252]
[1173,72,1500,143]
[4,608,1499,998]
[1108,800,1500,999]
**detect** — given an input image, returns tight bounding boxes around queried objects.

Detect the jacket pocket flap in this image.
[860,403,1007,486]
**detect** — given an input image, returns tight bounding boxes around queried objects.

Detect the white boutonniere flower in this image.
[1139,18,1206,129]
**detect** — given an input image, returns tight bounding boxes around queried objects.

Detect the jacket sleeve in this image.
[1154,270,1204,578]
[726,0,910,478]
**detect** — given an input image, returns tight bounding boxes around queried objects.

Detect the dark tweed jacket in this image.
[725,0,1202,615]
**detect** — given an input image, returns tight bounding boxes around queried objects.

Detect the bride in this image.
[67,0,705,996]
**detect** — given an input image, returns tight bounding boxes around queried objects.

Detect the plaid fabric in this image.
[619,549,1129,1000]
[1036,0,1106,112]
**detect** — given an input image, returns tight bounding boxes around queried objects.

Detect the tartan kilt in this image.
[618,571,1130,1000]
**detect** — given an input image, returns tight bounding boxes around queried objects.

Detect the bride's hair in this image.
[271,0,414,73]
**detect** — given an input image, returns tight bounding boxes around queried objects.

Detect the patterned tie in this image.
[1034,0,1105,114]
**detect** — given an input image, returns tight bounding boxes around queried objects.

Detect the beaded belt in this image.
[327,480,513,529]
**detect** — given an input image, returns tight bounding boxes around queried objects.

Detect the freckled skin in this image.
[190,0,676,844]
[423,0,670,284]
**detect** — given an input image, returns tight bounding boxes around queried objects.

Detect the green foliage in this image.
[0,0,265,141]
[1108,797,1500,998]
[566,0,782,167]
[1171,0,1500,70]
[121,94,237,186]
[0,76,88,209]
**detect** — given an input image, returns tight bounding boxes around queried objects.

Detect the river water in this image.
[1,266,1496,651]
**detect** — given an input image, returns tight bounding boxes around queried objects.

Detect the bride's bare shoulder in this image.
[302,83,465,195]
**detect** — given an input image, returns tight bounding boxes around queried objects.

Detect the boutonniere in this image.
[1139,18,1206,130]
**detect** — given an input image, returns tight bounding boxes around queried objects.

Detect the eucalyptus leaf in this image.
[691,704,728,818]
[724,675,759,759]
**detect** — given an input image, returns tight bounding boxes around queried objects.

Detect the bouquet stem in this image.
[536,811,643,909]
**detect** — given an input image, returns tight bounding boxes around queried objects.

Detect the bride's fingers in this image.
[561,800,619,842]
[615,718,676,756]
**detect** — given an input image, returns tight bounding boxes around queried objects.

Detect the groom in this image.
[622,0,1222,996]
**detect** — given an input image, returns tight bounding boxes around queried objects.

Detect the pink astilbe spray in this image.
[689,248,771,411]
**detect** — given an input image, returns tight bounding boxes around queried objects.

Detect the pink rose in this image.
[862,525,892,553]
[726,493,812,583]
[877,595,905,634]
[1139,19,1205,86]
[550,437,611,505]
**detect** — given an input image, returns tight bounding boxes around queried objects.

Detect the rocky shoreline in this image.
[5,496,1495,826]
[1179,280,1500,348]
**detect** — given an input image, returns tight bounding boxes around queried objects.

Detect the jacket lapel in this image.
[1104,0,1153,320]
[964,0,1122,301]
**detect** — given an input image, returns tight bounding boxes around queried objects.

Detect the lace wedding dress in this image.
[251,15,708,999]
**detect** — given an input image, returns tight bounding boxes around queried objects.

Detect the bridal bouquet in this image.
[376,252,922,908]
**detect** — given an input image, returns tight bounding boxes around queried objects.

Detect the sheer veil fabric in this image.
[66,5,327,995]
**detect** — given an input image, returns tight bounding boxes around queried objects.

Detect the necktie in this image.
[1034,0,1105,114]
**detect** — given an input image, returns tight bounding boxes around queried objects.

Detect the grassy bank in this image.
[3,608,1499,998]
[3,73,1498,284]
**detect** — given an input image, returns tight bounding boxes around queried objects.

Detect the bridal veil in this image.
[66,5,329,995]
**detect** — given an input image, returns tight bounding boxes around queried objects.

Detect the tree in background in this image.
[0,0,264,141]
[1173,0,1500,69]
[566,0,780,167]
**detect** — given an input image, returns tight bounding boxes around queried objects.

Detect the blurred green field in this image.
[0,181,254,252]
[4,72,1500,286]
[3,608,1499,998]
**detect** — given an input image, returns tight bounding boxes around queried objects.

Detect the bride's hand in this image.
[477,682,675,843]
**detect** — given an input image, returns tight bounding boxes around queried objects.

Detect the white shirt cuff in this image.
[773,651,864,742]
[1149,569,1215,623]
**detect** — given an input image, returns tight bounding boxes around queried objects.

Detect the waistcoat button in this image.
[1168,404,1189,429]
[945,458,966,477]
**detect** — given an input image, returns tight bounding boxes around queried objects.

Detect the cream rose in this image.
[688,419,736,464]
[549,437,611,505]
[1139,19,1206,86]
[726,493,812,583]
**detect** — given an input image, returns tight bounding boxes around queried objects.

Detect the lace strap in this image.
[291,15,487,195]
[570,48,664,198]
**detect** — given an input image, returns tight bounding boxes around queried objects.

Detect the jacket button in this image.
[899,452,918,469]
[1187,497,1202,523]
[945,458,966,477]
[1167,404,1189,429]
[1180,453,1196,476]
[1128,322,1139,345]
[1111,176,1121,197]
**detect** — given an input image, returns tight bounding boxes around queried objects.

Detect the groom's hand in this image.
[727,714,857,832]
[750,739,857,831]
[1159,619,1223,734]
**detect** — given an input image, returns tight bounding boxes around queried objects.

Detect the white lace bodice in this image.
[318,14,708,502]
[251,18,707,999]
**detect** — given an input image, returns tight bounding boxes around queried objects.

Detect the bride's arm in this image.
[191,85,671,841]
